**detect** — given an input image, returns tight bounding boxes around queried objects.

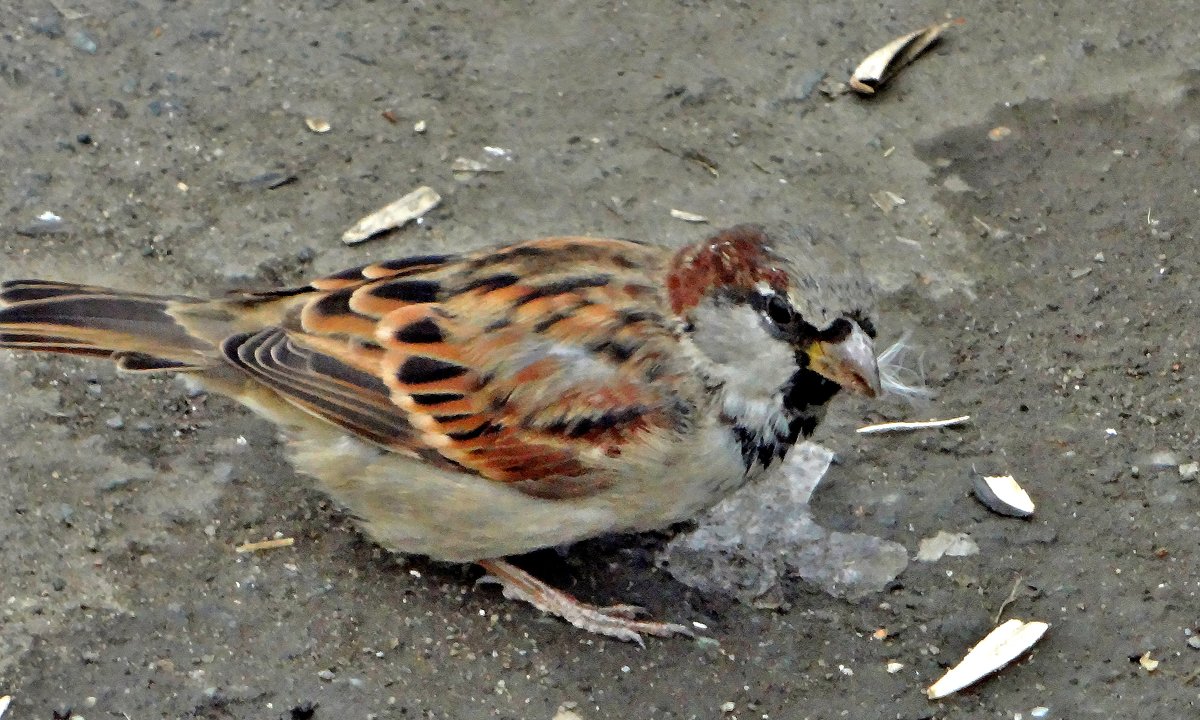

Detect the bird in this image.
[0,223,880,643]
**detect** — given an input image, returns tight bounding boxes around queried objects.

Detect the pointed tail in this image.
[0,280,216,371]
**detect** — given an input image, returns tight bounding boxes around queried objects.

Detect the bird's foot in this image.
[476,558,694,646]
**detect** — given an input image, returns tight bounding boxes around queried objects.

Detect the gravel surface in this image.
[2,2,1199,718]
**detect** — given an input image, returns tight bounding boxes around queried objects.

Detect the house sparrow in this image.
[0,224,880,643]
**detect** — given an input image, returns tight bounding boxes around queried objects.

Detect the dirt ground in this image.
[3,1,1200,718]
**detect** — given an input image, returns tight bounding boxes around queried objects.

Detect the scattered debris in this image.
[305,117,332,133]
[1138,652,1160,672]
[660,443,908,603]
[69,28,98,54]
[818,77,850,97]
[451,157,502,177]
[670,208,709,223]
[16,211,70,237]
[993,575,1026,624]
[48,0,88,20]
[552,704,585,720]
[1138,449,1179,467]
[916,531,979,562]
[648,140,720,177]
[988,126,1012,141]
[235,171,298,190]
[926,618,1049,699]
[341,186,441,245]
[857,415,970,434]
[971,215,1013,240]
[869,190,907,214]
[681,149,719,177]
[972,474,1035,518]
[235,537,295,553]
[850,18,964,95]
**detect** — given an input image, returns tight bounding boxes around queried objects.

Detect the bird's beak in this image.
[805,322,882,397]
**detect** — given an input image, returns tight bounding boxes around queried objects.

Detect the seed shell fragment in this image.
[972,474,1035,518]
[341,187,441,245]
[670,208,709,223]
[305,117,332,133]
[926,618,1049,699]
[850,18,964,95]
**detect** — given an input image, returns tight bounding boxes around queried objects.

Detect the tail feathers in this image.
[0,279,216,371]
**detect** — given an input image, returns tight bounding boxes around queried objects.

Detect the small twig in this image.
[235,537,295,553]
[993,575,1024,624]
[646,138,719,177]
[856,415,970,434]
[750,159,773,175]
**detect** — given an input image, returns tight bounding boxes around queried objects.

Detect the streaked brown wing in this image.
[221,237,690,498]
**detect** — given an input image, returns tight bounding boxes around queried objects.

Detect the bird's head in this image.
[667,224,880,436]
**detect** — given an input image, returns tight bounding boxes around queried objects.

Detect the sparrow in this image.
[0,223,880,643]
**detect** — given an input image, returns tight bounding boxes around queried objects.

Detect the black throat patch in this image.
[729,368,841,473]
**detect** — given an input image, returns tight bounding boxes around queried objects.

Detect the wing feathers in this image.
[216,236,682,498]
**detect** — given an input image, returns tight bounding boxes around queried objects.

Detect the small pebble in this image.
[1187,636,1200,650]
[70,29,99,54]
[104,414,125,429]
[1030,708,1049,719]
[1179,462,1199,481]
[30,15,64,38]
[317,669,336,681]
[552,705,584,720]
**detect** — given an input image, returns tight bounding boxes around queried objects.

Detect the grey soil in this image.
[2,1,1199,718]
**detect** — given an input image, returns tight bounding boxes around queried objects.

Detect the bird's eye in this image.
[766,294,794,326]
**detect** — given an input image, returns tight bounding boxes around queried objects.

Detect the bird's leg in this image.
[475,558,694,645]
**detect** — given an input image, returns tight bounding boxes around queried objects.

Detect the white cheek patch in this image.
[689,299,797,404]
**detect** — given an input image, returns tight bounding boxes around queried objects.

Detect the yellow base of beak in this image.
[806,323,882,397]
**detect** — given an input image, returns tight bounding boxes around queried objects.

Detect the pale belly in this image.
[286,420,757,562]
